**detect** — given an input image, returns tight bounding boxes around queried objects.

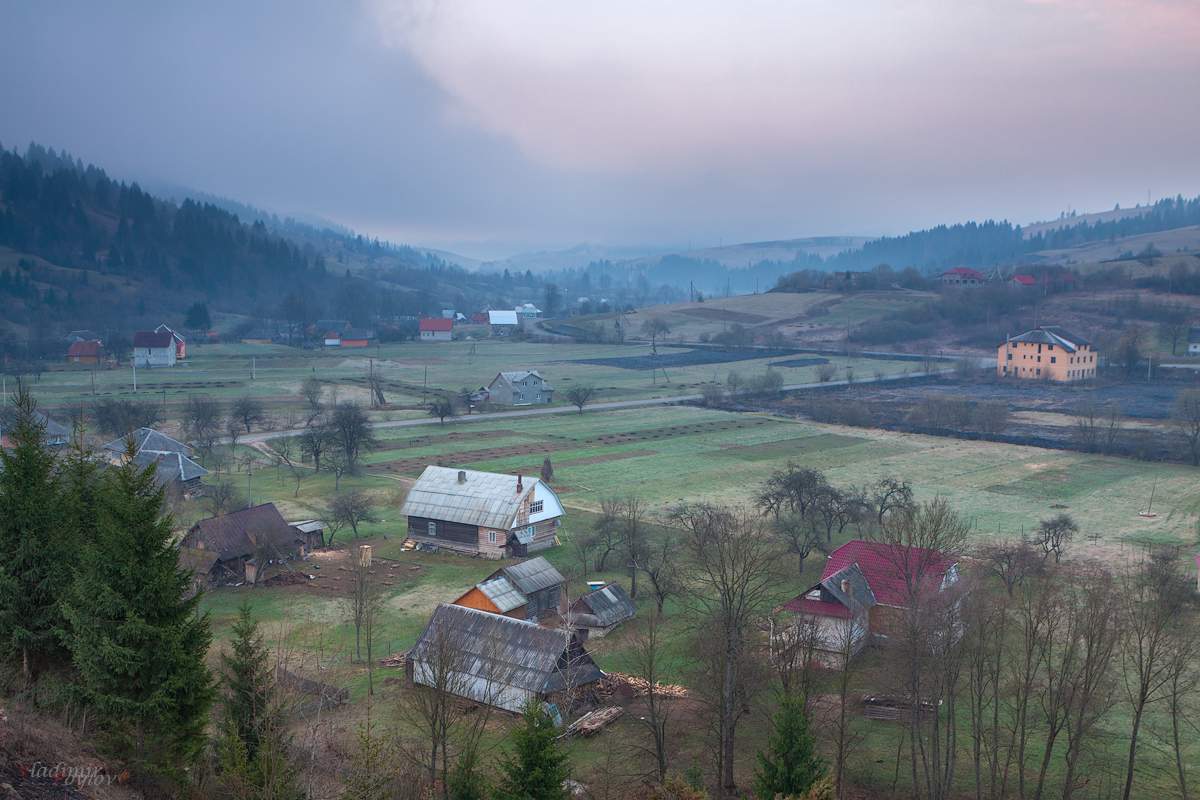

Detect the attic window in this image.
[806,589,821,600]
[530,500,544,514]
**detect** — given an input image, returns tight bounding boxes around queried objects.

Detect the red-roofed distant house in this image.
[66,339,103,364]
[132,330,177,367]
[419,317,454,342]
[1010,273,1037,288]
[940,267,986,287]
[775,540,960,666]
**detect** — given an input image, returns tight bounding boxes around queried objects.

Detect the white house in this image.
[487,370,554,406]
[132,330,177,367]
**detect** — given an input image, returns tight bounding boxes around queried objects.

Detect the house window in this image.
[488,530,497,543]
[530,500,544,514]
[1050,356,1056,364]
[427,521,437,537]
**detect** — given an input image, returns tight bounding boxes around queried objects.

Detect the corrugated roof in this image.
[821,540,956,608]
[409,604,603,703]
[420,318,454,332]
[102,427,192,457]
[501,557,565,595]
[400,466,544,530]
[135,450,208,484]
[133,330,174,348]
[1007,325,1090,353]
[571,583,636,628]
[478,575,527,612]
[182,503,300,562]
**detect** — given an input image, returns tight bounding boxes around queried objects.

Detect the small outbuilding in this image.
[568,583,637,638]
[179,502,306,585]
[453,556,567,622]
[488,309,519,334]
[407,603,604,714]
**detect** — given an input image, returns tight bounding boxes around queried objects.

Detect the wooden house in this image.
[340,328,374,348]
[179,503,307,585]
[400,466,563,557]
[66,339,103,364]
[407,603,604,713]
[453,557,567,622]
[289,519,326,551]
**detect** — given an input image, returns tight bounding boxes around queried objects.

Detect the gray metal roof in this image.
[400,466,544,530]
[478,575,527,612]
[410,604,603,697]
[820,563,876,611]
[102,427,192,457]
[135,450,208,485]
[572,583,637,628]
[501,557,565,595]
[1007,326,1090,353]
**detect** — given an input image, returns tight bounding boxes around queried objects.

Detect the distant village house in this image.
[155,324,187,360]
[178,502,307,586]
[487,370,554,406]
[102,427,208,494]
[940,267,986,287]
[452,557,567,622]
[488,309,519,334]
[66,339,103,364]
[419,317,454,341]
[400,466,564,558]
[132,330,177,367]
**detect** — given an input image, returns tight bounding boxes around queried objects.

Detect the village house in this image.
[568,582,637,639]
[132,329,177,367]
[0,409,70,448]
[1010,273,1037,289]
[452,557,567,622]
[516,303,542,331]
[178,502,307,586]
[400,466,564,558]
[339,328,374,348]
[419,317,454,341]
[406,603,605,714]
[1188,327,1200,355]
[488,309,520,334]
[155,324,187,360]
[940,267,986,287]
[487,370,554,406]
[64,329,101,345]
[66,339,103,364]
[777,539,959,667]
[101,427,208,493]
[998,325,1097,381]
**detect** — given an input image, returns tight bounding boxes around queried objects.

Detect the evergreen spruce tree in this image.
[61,451,214,781]
[216,601,304,799]
[0,385,68,677]
[754,694,824,800]
[341,709,393,800]
[447,746,489,800]
[493,701,570,800]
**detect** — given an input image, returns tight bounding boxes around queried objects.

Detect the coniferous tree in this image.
[0,385,68,677]
[61,449,214,781]
[494,702,570,800]
[341,709,393,800]
[447,747,489,800]
[754,694,825,800]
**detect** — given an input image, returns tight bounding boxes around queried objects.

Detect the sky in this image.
[1,0,1198,259]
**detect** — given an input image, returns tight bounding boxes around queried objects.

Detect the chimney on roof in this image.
[457,470,467,484]
[841,579,850,594]
[516,474,523,494]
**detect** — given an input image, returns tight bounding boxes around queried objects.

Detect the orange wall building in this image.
[998,326,1097,382]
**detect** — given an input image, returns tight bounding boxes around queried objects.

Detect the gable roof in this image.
[133,330,175,348]
[400,466,560,530]
[781,562,876,620]
[183,503,299,562]
[820,540,957,608]
[489,370,552,391]
[409,604,603,699]
[419,318,454,332]
[488,309,519,325]
[102,427,192,457]
[498,557,564,595]
[67,339,102,357]
[154,324,185,343]
[476,575,528,612]
[0,409,70,442]
[571,583,637,628]
[1007,325,1090,353]
[1011,274,1037,286]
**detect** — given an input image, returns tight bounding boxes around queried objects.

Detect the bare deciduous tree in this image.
[1031,513,1077,564]
[231,395,267,433]
[184,394,223,454]
[299,376,324,425]
[329,490,377,542]
[1172,389,1200,465]
[565,384,597,414]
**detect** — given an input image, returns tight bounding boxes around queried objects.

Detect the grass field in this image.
[21,338,913,427]
[182,402,1200,795]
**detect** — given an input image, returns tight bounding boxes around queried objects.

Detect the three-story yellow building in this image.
[998,326,1097,381]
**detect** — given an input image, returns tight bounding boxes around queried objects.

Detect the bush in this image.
[747,369,785,397]
[700,384,726,406]
[972,400,1010,434]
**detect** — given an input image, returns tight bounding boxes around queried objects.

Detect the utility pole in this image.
[251,357,256,381]
[132,359,137,393]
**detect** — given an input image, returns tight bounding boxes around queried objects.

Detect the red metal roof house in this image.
[419,317,454,341]
[940,267,986,287]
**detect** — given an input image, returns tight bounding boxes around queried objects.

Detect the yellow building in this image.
[998,326,1097,381]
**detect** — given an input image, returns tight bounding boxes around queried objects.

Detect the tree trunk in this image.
[1122,700,1147,800]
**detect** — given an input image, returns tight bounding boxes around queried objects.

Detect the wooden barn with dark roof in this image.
[179,503,306,585]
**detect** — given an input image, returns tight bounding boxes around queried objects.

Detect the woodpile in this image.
[598,672,688,699]
[378,652,407,668]
[560,706,622,738]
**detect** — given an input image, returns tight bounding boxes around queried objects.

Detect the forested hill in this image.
[0,143,532,339]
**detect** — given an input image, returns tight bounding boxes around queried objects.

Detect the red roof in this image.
[133,330,174,348]
[67,340,102,357]
[1011,274,1037,286]
[942,267,985,279]
[780,595,852,619]
[419,318,454,332]
[820,540,957,608]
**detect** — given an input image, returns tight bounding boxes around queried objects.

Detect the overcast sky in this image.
[2,1,1198,259]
